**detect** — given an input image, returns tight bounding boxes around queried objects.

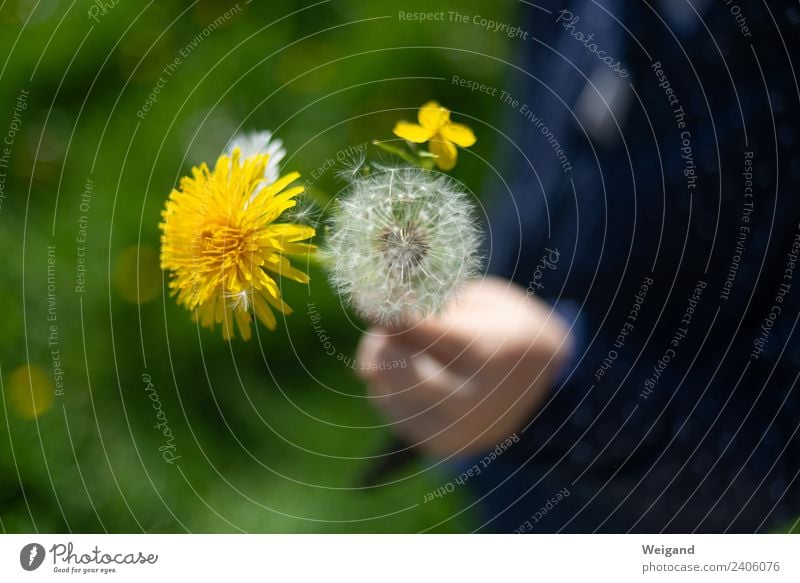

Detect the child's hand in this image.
[356,276,573,456]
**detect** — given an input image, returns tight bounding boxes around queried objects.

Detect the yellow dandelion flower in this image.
[159,148,315,340]
[392,100,477,170]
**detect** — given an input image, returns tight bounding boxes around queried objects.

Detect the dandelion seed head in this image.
[323,166,482,325]
[282,195,321,228]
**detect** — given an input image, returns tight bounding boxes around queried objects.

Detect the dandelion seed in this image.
[323,166,482,325]
[334,147,368,182]
[224,287,254,312]
[283,195,321,228]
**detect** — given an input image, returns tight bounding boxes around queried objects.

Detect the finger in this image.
[388,317,463,357]
[358,329,467,407]
[384,300,495,371]
[360,279,496,367]
[388,276,563,368]
[355,330,389,381]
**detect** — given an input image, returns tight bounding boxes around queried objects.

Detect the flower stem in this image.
[372,140,421,167]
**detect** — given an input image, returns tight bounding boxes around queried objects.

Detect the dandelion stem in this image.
[371,140,421,167]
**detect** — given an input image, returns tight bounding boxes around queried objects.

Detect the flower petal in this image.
[440,122,476,148]
[235,310,253,341]
[265,223,316,242]
[417,101,450,131]
[280,242,317,255]
[429,138,457,170]
[263,171,302,197]
[253,295,277,330]
[263,255,310,283]
[393,121,433,143]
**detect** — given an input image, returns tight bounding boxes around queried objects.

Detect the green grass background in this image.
[0,0,518,532]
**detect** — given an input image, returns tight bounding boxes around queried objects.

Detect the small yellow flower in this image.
[392,100,476,170]
[160,149,315,340]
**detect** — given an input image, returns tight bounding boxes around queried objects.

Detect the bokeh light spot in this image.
[113,245,162,304]
[6,364,54,420]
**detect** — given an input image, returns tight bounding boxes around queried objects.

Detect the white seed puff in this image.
[324,166,482,325]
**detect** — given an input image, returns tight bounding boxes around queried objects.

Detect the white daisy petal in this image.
[226,130,286,185]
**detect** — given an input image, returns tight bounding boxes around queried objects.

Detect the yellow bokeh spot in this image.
[6,364,54,419]
[113,244,162,304]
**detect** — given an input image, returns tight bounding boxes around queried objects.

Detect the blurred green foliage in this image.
[0,0,516,532]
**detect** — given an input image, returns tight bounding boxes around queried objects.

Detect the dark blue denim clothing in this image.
[472,0,800,532]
